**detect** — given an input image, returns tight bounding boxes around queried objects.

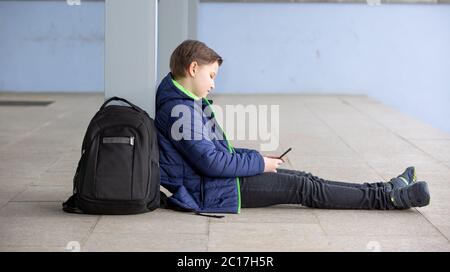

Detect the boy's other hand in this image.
[263,156,284,173]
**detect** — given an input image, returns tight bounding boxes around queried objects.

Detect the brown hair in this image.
[170,40,223,79]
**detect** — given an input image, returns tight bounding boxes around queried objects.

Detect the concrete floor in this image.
[0,92,449,252]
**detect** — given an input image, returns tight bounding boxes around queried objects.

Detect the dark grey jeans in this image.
[239,168,395,210]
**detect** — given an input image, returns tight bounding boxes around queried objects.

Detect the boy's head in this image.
[170,40,223,98]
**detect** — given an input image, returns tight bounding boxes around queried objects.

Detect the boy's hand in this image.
[263,156,284,173]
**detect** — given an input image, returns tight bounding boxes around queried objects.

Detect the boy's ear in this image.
[188,61,198,78]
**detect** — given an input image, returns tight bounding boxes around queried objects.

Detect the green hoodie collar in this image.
[171,78,200,101]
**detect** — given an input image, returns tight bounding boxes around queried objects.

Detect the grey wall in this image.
[157,0,199,83]
[104,0,158,116]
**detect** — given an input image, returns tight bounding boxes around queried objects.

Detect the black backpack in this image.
[62,97,160,215]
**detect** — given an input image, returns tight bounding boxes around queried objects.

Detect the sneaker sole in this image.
[408,181,430,207]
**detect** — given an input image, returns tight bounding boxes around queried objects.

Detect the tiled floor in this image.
[0,92,449,252]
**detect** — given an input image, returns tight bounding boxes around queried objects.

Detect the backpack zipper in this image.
[102,136,134,145]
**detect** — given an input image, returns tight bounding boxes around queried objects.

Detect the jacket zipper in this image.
[200,176,205,209]
[203,98,241,214]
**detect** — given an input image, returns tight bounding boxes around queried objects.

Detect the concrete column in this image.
[104,0,158,117]
[157,0,199,83]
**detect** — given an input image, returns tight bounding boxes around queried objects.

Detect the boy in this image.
[155,40,430,214]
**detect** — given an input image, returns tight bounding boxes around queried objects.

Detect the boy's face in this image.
[186,60,219,98]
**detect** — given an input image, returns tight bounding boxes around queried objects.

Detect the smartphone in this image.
[279,147,292,160]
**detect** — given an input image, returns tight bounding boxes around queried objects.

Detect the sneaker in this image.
[389,181,430,209]
[386,166,417,190]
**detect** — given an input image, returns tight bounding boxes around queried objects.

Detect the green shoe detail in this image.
[399,176,409,186]
[387,166,417,190]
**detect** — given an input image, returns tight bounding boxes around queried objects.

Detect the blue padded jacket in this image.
[155,72,265,213]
